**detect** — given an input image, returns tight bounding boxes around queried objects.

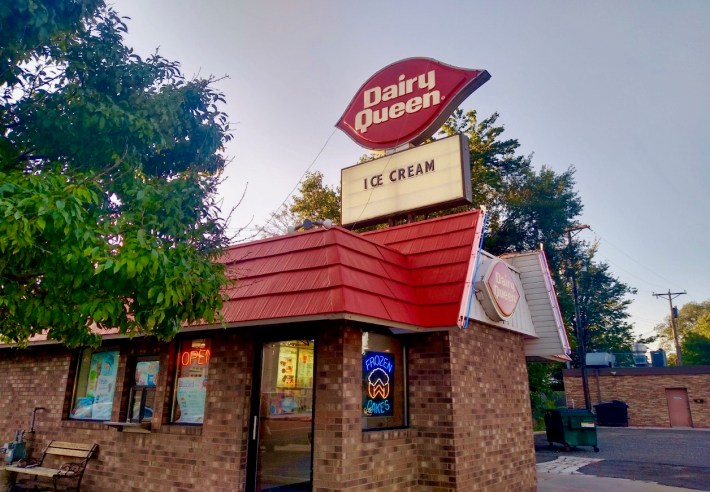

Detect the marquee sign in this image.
[341,134,471,228]
[476,259,520,321]
[336,58,490,150]
[362,351,394,417]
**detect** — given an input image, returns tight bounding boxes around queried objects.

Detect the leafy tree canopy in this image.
[290,171,340,226]
[655,299,710,363]
[682,332,710,365]
[255,171,339,238]
[1,2,232,347]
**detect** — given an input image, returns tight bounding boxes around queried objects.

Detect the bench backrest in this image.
[40,441,98,466]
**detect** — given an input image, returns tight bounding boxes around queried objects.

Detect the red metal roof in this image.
[218,210,483,330]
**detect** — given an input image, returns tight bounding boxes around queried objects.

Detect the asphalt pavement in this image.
[535,427,710,491]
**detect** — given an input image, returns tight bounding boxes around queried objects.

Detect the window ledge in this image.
[104,421,152,433]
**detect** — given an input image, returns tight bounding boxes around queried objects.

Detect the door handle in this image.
[253,415,258,440]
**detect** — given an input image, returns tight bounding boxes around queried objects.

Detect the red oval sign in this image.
[477,260,520,321]
[336,58,490,150]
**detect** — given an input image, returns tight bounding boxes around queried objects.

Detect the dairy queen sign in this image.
[336,58,490,150]
[476,259,521,322]
[337,58,490,227]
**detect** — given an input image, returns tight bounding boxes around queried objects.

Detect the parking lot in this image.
[535,427,710,490]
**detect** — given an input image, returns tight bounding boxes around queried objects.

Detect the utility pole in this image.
[653,290,687,366]
[565,224,591,411]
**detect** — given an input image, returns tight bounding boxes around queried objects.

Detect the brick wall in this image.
[312,325,419,491]
[447,325,536,491]
[0,333,253,492]
[564,367,710,428]
[2,322,535,491]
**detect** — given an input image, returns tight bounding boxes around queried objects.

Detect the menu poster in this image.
[89,351,119,420]
[296,348,314,388]
[175,376,207,423]
[135,360,160,386]
[276,346,297,388]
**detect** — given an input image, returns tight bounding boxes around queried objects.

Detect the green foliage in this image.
[681,332,710,365]
[255,171,340,238]
[489,166,582,270]
[655,300,710,364]
[655,300,710,347]
[290,171,341,225]
[440,109,532,228]
[528,362,558,418]
[575,249,637,354]
[1,4,232,347]
[0,0,104,88]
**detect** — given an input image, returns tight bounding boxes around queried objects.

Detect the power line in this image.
[589,227,684,290]
[240,129,338,241]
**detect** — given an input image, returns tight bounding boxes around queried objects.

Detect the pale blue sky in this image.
[112,0,709,345]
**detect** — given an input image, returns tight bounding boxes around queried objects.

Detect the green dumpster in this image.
[544,409,599,452]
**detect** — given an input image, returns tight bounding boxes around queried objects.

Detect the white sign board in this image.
[341,134,471,228]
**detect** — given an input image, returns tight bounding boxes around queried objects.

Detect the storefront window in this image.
[362,332,406,430]
[172,338,210,424]
[69,350,120,421]
[128,357,160,422]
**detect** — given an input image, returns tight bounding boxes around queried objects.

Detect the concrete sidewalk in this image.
[538,472,700,491]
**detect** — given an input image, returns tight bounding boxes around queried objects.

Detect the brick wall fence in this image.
[1,321,535,491]
[564,366,710,428]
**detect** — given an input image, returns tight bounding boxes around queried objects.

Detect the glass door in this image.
[250,340,314,491]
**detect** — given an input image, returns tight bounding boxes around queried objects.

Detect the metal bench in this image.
[4,441,98,491]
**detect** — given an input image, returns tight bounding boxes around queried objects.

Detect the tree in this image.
[527,362,559,423]
[439,109,532,230]
[253,202,299,239]
[1,3,232,347]
[682,332,710,365]
[488,165,582,271]
[257,171,340,237]
[575,251,637,354]
[290,171,340,225]
[655,300,710,346]
[655,300,710,362]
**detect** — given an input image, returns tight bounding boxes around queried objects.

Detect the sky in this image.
[111,0,709,347]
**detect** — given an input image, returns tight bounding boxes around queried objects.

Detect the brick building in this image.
[564,366,710,428]
[1,211,569,491]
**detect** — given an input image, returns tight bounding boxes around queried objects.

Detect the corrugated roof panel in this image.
[215,211,482,328]
[415,283,464,305]
[222,288,343,323]
[410,263,468,285]
[337,251,410,285]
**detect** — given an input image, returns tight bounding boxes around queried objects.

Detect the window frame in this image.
[361,331,408,431]
[68,348,121,422]
[170,337,211,425]
[127,355,161,423]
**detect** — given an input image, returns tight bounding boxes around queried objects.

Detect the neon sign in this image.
[180,349,210,366]
[363,351,394,417]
